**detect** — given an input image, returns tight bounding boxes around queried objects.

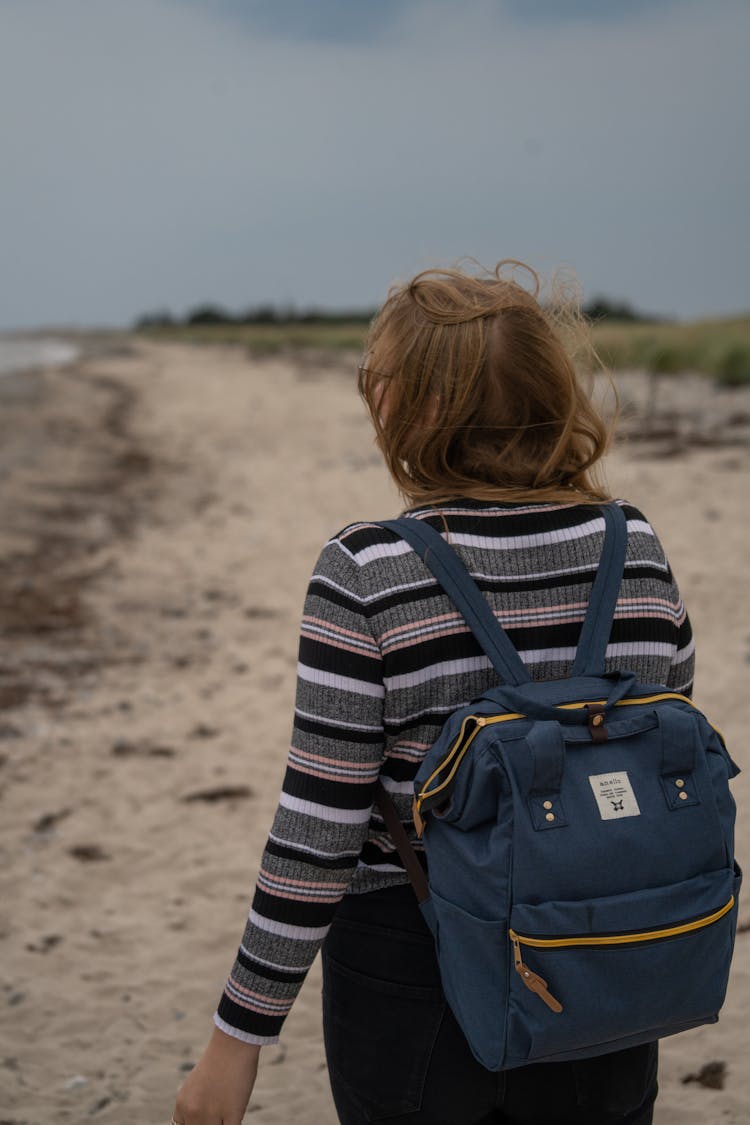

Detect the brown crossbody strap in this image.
[374,781,430,904]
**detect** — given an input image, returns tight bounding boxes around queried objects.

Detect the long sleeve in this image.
[666,596,694,697]
[214,533,386,1044]
[656,544,695,698]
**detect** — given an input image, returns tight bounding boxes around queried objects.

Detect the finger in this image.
[175,1106,222,1125]
[171,1106,199,1125]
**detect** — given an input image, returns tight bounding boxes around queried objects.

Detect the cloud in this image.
[500,0,681,25]
[169,0,685,45]
[0,0,747,327]
[174,0,406,45]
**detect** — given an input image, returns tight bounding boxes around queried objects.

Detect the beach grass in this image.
[136,313,750,385]
[135,320,370,356]
[590,313,750,386]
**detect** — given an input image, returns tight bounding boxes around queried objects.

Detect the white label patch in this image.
[588,772,641,820]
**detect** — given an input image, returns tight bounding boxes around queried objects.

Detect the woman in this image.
[171,260,693,1124]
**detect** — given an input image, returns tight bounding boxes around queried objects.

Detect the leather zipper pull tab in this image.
[510,933,563,1013]
[516,965,564,1013]
[412,796,425,838]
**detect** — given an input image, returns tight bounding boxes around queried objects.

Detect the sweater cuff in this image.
[213,1011,281,1047]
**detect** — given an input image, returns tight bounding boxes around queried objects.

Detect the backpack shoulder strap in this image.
[571,501,628,677]
[382,502,628,685]
[380,516,532,686]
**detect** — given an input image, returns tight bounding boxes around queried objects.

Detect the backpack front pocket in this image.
[505,864,740,1066]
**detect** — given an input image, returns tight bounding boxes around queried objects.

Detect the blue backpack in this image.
[374,502,741,1072]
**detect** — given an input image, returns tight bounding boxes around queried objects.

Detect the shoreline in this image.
[0,327,140,378]
[0,340,748,1124]
[0,337,81,377]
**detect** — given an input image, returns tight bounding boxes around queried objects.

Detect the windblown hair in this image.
[358,259,617,507]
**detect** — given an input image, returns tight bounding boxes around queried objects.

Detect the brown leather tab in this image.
[412,796,425,838]
[587,703,608,744]
[374,781,430,903]
[515,962,564,1013]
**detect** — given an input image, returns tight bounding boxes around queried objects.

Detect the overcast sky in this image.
[0,0,747,329]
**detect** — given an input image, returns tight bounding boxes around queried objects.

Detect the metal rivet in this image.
[675,779,685,788]
[592,714,603,726]
[545,812,555,822]
[679,791,688,801]
[543,800,553,810]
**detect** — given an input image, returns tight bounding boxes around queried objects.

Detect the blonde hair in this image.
[358,259,617,507]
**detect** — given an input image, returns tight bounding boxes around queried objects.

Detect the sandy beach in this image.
[0,338,748,1124]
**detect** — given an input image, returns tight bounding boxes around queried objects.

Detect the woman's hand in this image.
[171,1025,261,1125]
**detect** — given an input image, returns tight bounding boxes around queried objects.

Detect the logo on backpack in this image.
[589,771,641,820]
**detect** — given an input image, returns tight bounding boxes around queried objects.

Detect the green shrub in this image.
[713,344,750,387]
[644,344,686,375]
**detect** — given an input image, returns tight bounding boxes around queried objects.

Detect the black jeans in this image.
[321,884,658,1125]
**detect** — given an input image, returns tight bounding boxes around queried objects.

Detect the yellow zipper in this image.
[415,692,723,822]
[413,711,525,835]
[509,895,735,1014]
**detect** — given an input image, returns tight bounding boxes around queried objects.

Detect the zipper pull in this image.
[517,966,564,1014]
[510,934,563,1013]
[412,797,425,838]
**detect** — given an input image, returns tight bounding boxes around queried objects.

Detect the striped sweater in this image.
[214,498,694,1044]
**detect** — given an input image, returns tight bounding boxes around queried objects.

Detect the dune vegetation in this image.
[590,313,750,387]
[135,310,750,386]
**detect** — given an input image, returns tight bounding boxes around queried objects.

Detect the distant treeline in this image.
[582,298,665,324]
[133,296,660,331]
[133,304,378,329]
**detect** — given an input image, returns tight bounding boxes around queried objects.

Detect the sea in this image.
[0,336,80,377]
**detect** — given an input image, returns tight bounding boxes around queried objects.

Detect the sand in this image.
[0,339,748,1124]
